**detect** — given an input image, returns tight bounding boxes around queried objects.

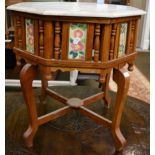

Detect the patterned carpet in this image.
[109,65,150,104]
[5,86,150,155]
[78,64,150,104]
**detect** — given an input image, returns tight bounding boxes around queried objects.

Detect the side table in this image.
[7,2,145,151]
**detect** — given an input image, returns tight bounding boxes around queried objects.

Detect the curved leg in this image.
[40,77,48,104]
[111,68,130,151]
[70,70,78,86]
[20,64,38,147]
[102,73,111,108]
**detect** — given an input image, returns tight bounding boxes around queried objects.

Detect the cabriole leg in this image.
[102,73,111,107]
[40,77,48,104]
[20,64,38,148]
[111,68,130,151]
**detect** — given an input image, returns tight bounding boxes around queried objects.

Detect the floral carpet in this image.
[110,65,150,104]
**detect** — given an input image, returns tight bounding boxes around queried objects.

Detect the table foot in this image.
[103,95,111,108]
[111,68,130,151]
[111,127,127,151]
[23,126,38,148]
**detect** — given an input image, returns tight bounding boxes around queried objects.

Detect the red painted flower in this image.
[27,24,34,36]
[74,29,83,38]
[29,37,34,46]
[71,41,84,51]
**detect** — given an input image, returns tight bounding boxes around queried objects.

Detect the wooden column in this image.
[94,24,100,62]
[13,15,23,66]
[16,16,22,49]
[54,21,61,59]
[21,16,26,50]
[41,21,54,81]
[13,15,18,48]
[39,20,44,57]
[130,21,135,53]
[44,21,54,59]
[128,20,139,54]
[14,15,24,49]
[100,24,112,62]
[86,24,94,61]
[128,20,139,71]
[61,23,69,60]
[34,20,39,56]
[132,20,139,53]
[109,24,117,60]
[99,24,112,91]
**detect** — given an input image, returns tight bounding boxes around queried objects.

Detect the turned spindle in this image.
[94,24,100,62]
[34,20,39,56]
[39,20,44,57]
[13,15,22,66]
[109,24,117,60]
[54,22,61,59]
[16,16,22,49]
[132,20,139,53]
[128,20,138,54]
[21,17,26,50]
[129,21,135,52]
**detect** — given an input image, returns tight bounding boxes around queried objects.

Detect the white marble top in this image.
[7,2,145,18]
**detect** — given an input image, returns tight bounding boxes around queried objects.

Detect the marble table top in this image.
[7,2,145,18]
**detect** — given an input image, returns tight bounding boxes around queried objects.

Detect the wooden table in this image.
[7,2,145,152]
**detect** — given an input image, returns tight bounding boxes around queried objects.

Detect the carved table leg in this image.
[40,77,48,104]
[20,64,38,147]
[111,68,130,151]
[102,73,111,107]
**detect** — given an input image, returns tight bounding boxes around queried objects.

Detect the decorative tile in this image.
[25,19,34,53]
[68,24,87,60]
[118,23,128,57]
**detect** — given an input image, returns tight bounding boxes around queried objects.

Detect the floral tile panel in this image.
[68,24,87,60]
[118,23,128,57]
[25,19,34,53]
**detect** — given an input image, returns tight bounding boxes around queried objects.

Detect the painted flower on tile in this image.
[28,37,34,46]
[71,41,84,51]
[27,24,34,36]
[25,19,34,53]
[74,29,83,38]
[68,24,87,60]
[118,23,128,57]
